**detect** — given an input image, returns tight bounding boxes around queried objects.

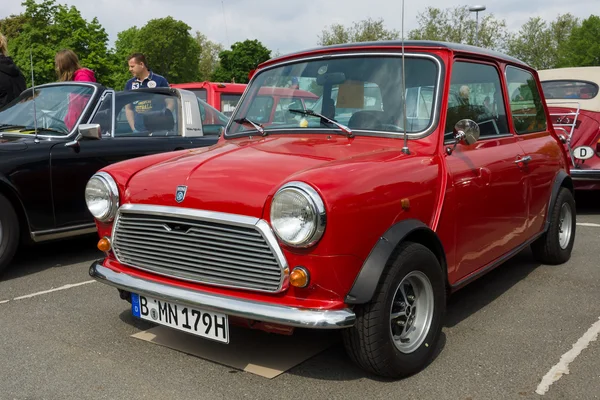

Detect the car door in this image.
[49,90,216,229]
[505,66,564,238]
[443,60,529,281]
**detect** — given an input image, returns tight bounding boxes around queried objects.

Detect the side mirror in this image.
[64,123,102,148]
[454,119,480,145]
[79,123,102,140]
[446,119,480,155]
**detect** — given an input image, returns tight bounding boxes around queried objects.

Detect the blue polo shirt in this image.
[125,71,170,131]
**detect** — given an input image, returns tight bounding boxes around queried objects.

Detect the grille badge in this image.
[175,185,187,203]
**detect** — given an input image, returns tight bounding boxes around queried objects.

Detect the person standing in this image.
[55,49,96,83]
[55,49,96,130]
[0,33,26,110]
[124,53,173,132]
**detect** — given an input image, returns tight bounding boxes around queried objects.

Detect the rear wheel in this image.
[0,194,20,275]
[342,242,446,378]
[531,187,576,265]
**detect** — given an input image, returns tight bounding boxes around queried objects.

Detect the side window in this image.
[220,94,242,117]
[506,67,547,134]
[90,92,113,136]
[445,61,509,138]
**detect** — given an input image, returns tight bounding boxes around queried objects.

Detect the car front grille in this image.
[111,204,288,293]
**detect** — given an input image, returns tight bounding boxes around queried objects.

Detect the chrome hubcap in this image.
[558,203,573,249]
[389,271,434,353]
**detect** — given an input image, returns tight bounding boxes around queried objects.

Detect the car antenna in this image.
[29,49,39,143]
[400,0,410,155]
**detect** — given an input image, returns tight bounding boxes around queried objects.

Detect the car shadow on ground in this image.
[575,191,600,215]
[1,234,102,281]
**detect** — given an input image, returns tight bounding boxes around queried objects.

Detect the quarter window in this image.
[445,61,509,138]
[506,66,547,134]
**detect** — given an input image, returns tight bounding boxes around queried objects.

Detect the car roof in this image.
[539,67,600,113]
[261,40,529,68]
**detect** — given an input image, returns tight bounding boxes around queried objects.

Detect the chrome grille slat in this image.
[117,224,269,245]
[115,243,281,275]
[116,250,281,284]
[112,208,287,293]
[117,216,263,237]
[114,228,274,254]
[115,237,278,264]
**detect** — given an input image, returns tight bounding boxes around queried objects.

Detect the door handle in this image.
[515,155,532,165]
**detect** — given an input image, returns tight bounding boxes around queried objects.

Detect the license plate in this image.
[131,293,229,343]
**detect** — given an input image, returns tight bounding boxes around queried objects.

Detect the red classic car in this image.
[538,67,600,190]
[87,41,575,378]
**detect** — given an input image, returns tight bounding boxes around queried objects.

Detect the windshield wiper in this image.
[288,108,353,138]
[233,117,266,136]
[0,124,27,130]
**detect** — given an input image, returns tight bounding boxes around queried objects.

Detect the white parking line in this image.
[0,280,96,304]
[576,222,600,227]
[536,316,600,395]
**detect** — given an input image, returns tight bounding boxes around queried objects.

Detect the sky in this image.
[2,0,600,55]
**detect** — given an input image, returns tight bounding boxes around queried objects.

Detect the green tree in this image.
[0,14,28,40]
[506,14,579,69]
[132,17,201,83]
[7,0,116,87]
[408,6,509,51]
[559,15,600,67]
[212,39,271,84]
[318,17,399,46]
[195,32,224,81]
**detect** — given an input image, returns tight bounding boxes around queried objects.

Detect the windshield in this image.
[227,55,439,136]
[0,84,95,135]
[541,80,599,100]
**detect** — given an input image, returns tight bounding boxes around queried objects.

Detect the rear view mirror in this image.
[316,72,346,86]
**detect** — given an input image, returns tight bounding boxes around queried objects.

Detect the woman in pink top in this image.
[55,49,97,130]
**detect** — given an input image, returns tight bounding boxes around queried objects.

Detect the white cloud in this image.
[2,0,599,55]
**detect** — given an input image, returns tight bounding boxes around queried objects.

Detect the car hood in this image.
[124,135,403,217]
[0,134,34,151]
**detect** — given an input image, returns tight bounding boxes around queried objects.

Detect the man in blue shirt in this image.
[125,53,174,132]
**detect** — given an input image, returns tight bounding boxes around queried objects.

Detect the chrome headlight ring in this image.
[270,181,326,248]
[84,172,120,222]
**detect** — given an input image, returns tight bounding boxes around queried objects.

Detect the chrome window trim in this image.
[87,89,116,137]
[225,52,443,140]
[111,204,290,293]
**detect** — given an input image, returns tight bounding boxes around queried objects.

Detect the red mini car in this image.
[87,41,575,378]
[538,67,600,190]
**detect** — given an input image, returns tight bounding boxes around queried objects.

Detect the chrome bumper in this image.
[89,261,356,329]
[570,169,600,181]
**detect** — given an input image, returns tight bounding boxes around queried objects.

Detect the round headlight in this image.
[85,172,119,222]
[270,182,326,248]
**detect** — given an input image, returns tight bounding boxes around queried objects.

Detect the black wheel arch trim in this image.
[546,170,573,231]
[345,219,447,305]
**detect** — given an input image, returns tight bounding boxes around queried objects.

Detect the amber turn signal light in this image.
[290,267,310,288]
[97,237,111,252]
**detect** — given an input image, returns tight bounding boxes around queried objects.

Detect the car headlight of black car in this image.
[270,181,326,248]
[85,172,120,222]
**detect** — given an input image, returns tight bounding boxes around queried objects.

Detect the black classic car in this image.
[0,82,226,274]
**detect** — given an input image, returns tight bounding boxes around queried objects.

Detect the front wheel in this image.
[531,187,576,265]
[0,194,20,275]
[342,242,446,378]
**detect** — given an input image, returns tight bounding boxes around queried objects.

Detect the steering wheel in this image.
[381,124,404,132]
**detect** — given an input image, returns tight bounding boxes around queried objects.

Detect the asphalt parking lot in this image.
[1,194,599,400]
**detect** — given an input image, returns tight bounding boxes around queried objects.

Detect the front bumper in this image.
[570,169,600,181]
[89,261,356,329]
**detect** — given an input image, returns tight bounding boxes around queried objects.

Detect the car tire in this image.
[531,187,576,265]
[0,194,20,275]
[342,242,446,378]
